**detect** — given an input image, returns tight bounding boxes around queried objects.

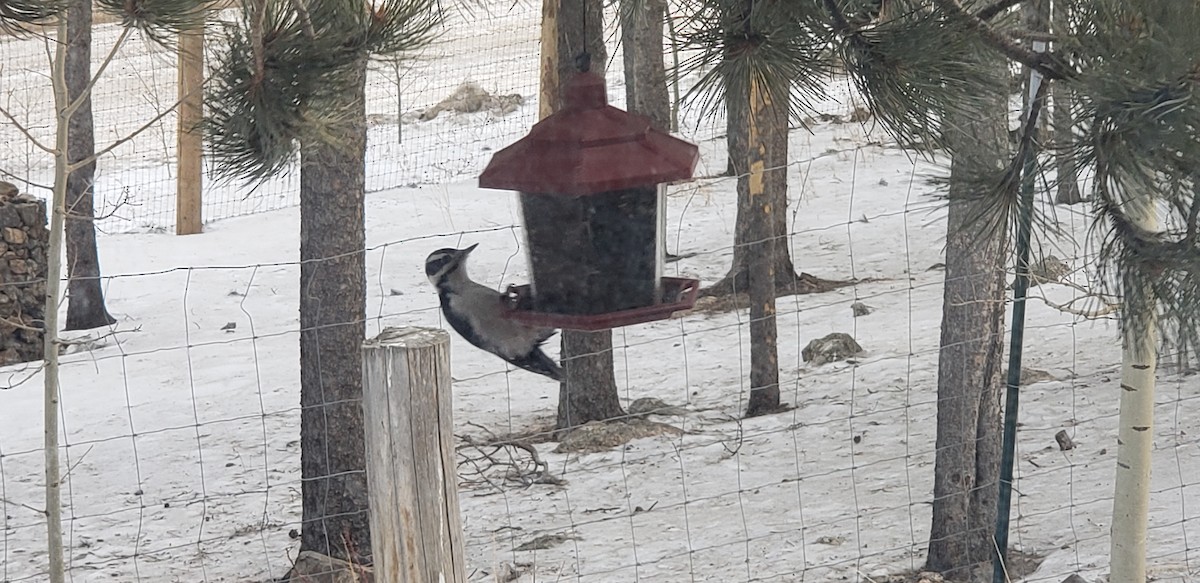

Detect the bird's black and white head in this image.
[425,243,478,287]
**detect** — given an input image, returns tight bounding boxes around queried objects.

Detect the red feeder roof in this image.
[479,72,700,195]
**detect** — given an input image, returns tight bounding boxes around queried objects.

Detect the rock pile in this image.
[0,181,47,366]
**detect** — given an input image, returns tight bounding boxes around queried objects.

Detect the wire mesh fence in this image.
[1,2,1198,583]
[0,1,546,232]
[1,117,1198,581]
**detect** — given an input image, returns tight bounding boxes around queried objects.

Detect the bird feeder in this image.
[479,72,700,331]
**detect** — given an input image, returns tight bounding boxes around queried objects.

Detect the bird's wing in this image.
[442,282,551,361]
[534,328,557,345]
[438,288,487,350]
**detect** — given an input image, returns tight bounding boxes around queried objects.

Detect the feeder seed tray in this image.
[503,277,700,331]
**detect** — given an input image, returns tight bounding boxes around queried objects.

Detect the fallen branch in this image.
[456,434,564,491]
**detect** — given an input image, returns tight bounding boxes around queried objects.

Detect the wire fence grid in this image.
[0,124,1198,582]
[0,2,1198,583]
[0,0,772,234]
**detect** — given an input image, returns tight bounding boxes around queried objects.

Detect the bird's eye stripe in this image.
[425,254,454,276]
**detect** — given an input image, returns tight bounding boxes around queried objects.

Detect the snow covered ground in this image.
[1,114,1197,582]
[2,3,1200,583]
[0,2,545,232]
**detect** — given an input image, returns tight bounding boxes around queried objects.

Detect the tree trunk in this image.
[619,0,675,262]
[63,0,116,331]
[620,0,669,132]
[707,66,801,298]
[546,0,607,114]
[1051,83,1082,204]
[558,330,625,429]
[1051,1,1082,205]
[926,66,1010,575]
[547,0,625,431]
[744,76,781,417]
[1109,199,1158,583]
[298,56,370,563]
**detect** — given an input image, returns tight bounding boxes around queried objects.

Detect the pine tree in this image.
[204,0,439,564]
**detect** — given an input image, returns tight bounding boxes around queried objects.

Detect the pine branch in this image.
[975,0,1029,21]
[821,0,852,34]
[930,0,1068,80]
[0,0,67,32]
[94,0,207,46]
[288,0,315,39]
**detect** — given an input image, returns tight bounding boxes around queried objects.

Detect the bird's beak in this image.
[455,243,478,264]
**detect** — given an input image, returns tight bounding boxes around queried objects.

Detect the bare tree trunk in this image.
[298,56,371,563]
[620,0,678,265]
[1051,1,1082,205]
[708,58,813,299]
[744,76,781,417]
[547,0,607,113]
[64,0,116,331]
[45,15,72,583]
[1051,82,1082,204]
[549,0,625,430]
[926,63,1010,575]
[620,0,669,131]
[558,330,624,428]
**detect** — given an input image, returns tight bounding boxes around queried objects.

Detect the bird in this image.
[425,244,564,381]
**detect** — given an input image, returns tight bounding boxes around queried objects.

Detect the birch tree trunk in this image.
[44,16,71,583]
[1109,200,1158,583]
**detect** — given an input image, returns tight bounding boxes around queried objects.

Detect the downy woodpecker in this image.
[425,244,564,381]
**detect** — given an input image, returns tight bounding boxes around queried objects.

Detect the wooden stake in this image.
[362,327,466,583]
[176,27,204,235]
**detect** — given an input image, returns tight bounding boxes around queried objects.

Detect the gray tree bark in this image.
[1051,1,1082,205]
[743,76,781,417]
[706,47,841,299]
[709,0,788,416]
[709,81,801,298]
[926,61,1010,574]
[64,0,116,331]
[552,0,626,430]
[1051,83,1082,204]
[620,0,670,132]
[298,56,371,562]
[558,329,624,429]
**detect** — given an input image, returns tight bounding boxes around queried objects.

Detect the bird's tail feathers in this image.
[509,348,563,382]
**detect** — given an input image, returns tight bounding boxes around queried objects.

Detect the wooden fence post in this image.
[362,327,466,583]
[176,26,204,235]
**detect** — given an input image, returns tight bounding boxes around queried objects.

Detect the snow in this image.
[2,4,1199,583]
